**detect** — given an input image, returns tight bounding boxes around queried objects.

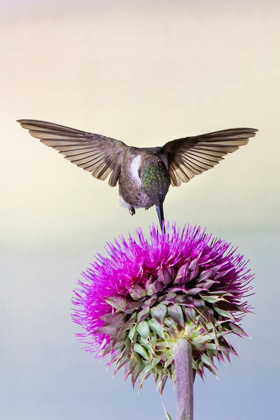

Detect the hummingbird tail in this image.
[156,204,165,232]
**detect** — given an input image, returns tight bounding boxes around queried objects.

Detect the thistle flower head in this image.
[72,223,253,393]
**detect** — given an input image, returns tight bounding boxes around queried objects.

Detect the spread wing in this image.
[161,128,258,186]
[17,119,127,187]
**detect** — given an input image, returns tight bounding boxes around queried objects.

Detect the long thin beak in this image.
[156,204,165,232]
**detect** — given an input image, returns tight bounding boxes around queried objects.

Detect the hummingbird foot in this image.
[129,206,135,216]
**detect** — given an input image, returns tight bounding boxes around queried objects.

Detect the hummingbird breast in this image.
[118,150,170,210]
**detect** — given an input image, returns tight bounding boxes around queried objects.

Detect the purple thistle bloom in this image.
[72,222,253,393]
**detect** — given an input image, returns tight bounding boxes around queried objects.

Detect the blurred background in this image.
[1,1,279,419]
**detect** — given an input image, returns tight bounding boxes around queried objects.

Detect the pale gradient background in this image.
[1,1,279,419]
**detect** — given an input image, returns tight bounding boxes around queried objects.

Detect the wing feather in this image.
[17,119,127,187]
[162,128,258,186]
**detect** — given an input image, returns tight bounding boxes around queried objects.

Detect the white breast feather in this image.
[119,196,131,209]
[129,155,142,187]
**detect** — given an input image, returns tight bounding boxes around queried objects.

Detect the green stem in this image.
[174,338,193,420]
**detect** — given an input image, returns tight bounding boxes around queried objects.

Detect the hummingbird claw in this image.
[129,206,135,216]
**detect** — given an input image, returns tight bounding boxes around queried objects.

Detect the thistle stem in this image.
[174,338,193,420]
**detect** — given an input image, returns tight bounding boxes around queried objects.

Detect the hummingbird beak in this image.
[156,204,165,232]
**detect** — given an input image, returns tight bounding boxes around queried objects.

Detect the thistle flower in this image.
[72,223,253,394]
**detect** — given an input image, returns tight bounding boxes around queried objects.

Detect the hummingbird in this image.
[17,119,258,229]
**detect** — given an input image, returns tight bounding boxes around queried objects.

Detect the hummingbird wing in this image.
[17,119,127,187]
[161,128,258,186]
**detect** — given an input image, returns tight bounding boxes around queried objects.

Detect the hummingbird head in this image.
[140,160,171,206]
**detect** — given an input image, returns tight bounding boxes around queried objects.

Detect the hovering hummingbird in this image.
[17,119,257,229]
